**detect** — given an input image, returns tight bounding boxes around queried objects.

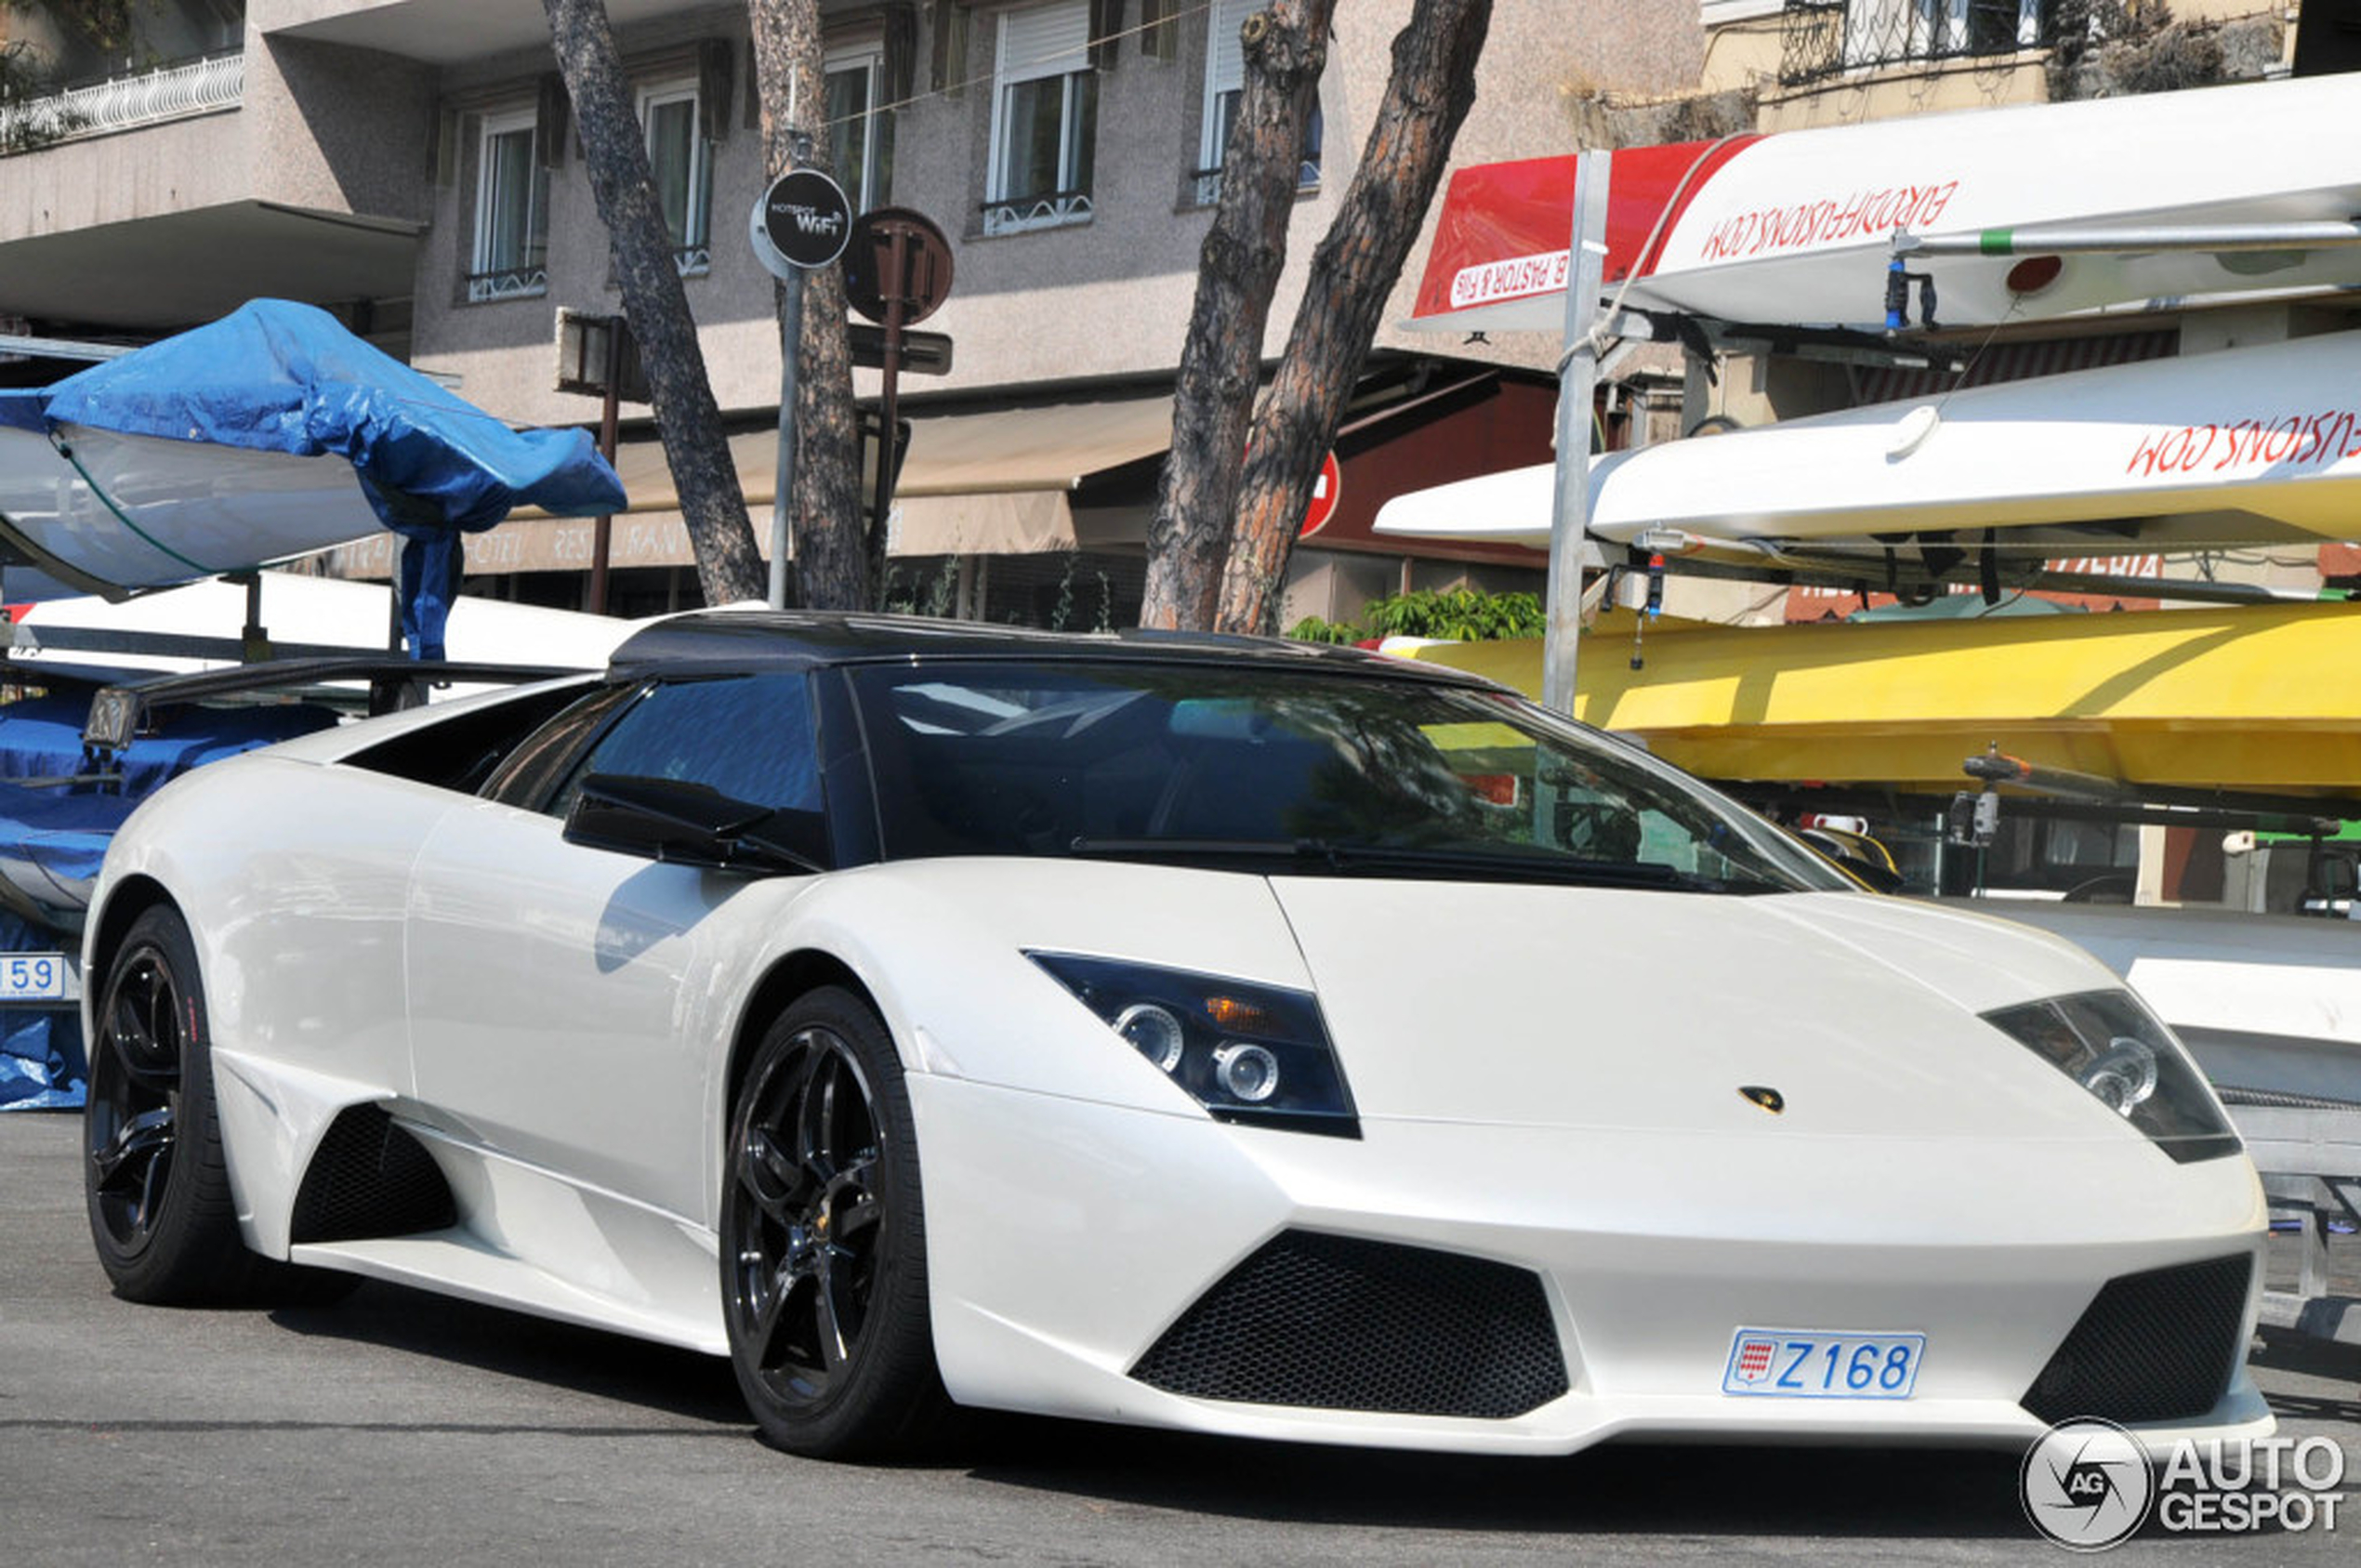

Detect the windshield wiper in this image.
[1064,837,1761,892]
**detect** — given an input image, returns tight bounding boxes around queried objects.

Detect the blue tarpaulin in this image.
[0,694,338,797]
[19,299,627,657]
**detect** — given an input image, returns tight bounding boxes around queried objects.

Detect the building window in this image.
[1783,0,2051,87]
[1194,0,1321,206]
[640,80,712,274]
[469,109,548,303]
[826,45,894,213]
[984,0,1097,235]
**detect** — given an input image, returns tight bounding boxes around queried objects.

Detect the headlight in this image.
[1984,990,2243,1165]
[1028,952,1359,1138]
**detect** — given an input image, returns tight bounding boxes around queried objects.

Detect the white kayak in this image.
[1375,330,2361,556]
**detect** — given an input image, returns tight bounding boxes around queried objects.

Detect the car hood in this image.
[1265,879,2144,1139]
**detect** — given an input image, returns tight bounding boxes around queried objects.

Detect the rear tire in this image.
[721,986,951,1457]
[84,905,353,1306]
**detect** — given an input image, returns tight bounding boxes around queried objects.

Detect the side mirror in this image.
[564,773,827,876]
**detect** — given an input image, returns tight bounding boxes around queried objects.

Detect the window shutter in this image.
[1000,0,1091,86]
[1207,0,1250,101]
[698,39,733,142]
[534,73,568,171]
[883,4,919,104]
[930,1,970,96]
[1089,0,1123,71]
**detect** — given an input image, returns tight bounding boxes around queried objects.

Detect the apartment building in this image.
[0,0,1706,627]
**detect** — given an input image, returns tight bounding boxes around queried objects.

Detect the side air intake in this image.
[289,1105,457,1245]
[2021,1253,2253,1426]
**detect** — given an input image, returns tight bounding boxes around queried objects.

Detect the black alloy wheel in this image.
[86,936,186,1258]
[84,906,263,1301]
[722,986,949,1456]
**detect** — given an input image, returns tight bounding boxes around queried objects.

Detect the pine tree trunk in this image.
[747,0,868,610]
[1137,0,1334,631]
[1216,0,1493,636]
[544,0,766,608]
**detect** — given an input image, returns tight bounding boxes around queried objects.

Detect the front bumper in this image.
[909,1077,2273,1456]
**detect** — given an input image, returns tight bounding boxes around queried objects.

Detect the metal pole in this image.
[872,224,907,605]
[1895,219,2361,258]
[770,267,802,610]
[589,321,620,615]
[1542,150,1612,718]
[769,132,813,611]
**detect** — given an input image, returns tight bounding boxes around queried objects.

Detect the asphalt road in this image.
[3,1111,2355,1567]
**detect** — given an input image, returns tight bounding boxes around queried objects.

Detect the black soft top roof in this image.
[606,609,1500,691]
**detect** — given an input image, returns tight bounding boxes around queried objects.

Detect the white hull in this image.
[1376,332,2361,554]
[0,426,383,599]
[9,570,639,675]
[1415,75,2361,336]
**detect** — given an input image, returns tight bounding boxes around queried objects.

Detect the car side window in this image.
[480,681,643,810]
[544,671,823,822]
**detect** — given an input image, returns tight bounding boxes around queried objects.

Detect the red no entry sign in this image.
[1299,449,1343,537]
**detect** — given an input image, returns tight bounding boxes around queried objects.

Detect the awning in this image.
[321,393,1180,576]
[1398,602,2361,797]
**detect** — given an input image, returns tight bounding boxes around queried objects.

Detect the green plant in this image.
[1048,551,1077,631]
[1286,614,1361,645]
[1285,587,1546,646]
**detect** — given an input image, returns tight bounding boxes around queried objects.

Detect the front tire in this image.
[84,905,269,1302]
[721,986,950,1457]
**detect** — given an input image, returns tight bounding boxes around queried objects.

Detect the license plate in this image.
[1722,1329,1925,1398]
[0,952,69,1001]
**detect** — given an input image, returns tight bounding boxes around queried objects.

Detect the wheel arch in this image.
[86,875,182,1000]
[724,948,888,1109]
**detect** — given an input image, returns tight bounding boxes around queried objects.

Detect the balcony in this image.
[1780,0,2054,88]
[0,49,244,153]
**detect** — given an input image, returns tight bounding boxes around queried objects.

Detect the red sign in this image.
[1299,450,1343,538]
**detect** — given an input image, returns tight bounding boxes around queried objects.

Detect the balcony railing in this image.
[1191,158,1324,209]
[466,264,548,304]
[1780,0,2054,88]
[0,48,245,152]
[982,189,1094,237]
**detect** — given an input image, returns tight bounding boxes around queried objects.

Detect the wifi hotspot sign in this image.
[751,168,851,275]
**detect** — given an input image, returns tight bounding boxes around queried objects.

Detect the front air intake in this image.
[2021,1253,2253,1426]
[1130,1231,1568,1419]
[289,1104,457,1245]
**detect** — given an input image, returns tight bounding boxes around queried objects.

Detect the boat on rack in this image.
[1375,329,2361,565]
[0,298,624,606]
[1411,73,2361,337]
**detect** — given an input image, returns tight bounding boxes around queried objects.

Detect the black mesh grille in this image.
[289,1105,457,1245]
[1130,1231,1567,1418]
[2022,1253,2253,1426]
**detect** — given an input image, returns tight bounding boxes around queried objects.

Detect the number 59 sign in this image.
[0,952,67,1000]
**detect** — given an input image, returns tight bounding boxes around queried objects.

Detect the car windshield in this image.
[845,661,1847,894]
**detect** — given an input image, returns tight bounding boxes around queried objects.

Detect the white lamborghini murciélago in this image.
[83,613,2269,1458]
